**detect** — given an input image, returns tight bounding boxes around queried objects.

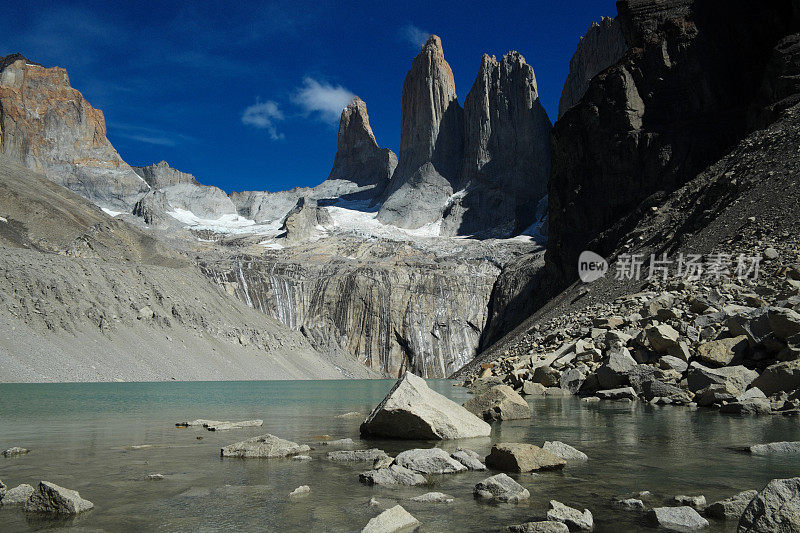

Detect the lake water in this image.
[0,380,798,532]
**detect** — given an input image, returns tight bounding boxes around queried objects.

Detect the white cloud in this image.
[400,24,431,49]
[291,77,354,124]
[241,100,284,140]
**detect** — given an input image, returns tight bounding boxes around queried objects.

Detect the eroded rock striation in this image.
[0,54,149,210]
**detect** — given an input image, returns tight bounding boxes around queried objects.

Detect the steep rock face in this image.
[159,182,237,220]
[323,97,397,201]
[230,188,311,223]
[0,54,149,210]
[443,52,552,237]
[558,17,627,119]
[201,239,500,377]
[378,35,463,230]
[546,0,798,289]
[133,161,198,188]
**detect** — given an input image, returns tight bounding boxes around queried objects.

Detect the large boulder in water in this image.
[485,443,565,472]
[360,372,491,440]
[394,448,466,474]
[220,434,310,458]
[738,477,800,532]
[361,504,420,533]
[463,384,531,421]
[24,481,94,514]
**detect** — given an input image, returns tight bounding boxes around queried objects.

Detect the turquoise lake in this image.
[1,380,799,532]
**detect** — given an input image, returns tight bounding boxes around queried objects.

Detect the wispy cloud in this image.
[109,123,203,148]
[291,77,354,124]
[400,24,431,49]
[241,100,284,140]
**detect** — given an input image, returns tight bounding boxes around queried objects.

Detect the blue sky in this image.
[1,0,618,193]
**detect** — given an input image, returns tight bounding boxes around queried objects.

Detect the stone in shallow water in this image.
[474,473,530,503]
[220,434,310,458]
[410,491,454,503]
[705,489,758,520]
[451,448,486,470]
[542,441,588,461]
[319,438,355,447]
[327,449,389,463]
[24,481,94,514]
[335,411,362,419]
[738,477,800,533]
[2,447,29,457]
[673,494,706,509]
[485,443,566,472]
[507,521,569,533]
[359,465,426,486]
[596,387,637,400]
[546,500,594,531]
[361,504,419,533]
[1,484,34,506]
[463,384,531,421]
[360,372,491,440]
[613,498,644,510]
[646,506,708,531]
[289,485,310,497]
[147,473,164,480]
[394,448,466,474]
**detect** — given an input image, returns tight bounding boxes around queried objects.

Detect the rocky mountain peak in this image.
[558,16,627,119]
[377,34,463,229]
[133,160,199,189]
[443,48,551,237]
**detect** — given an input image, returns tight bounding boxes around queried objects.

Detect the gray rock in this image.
[463,384,531,421]
[738,477,800,532]
[409,491,454,503]
[768,308,800,340]
[220,434,310,458]
[324,96,396,203]
[674,495,706,509]
[132,190,172,226]
[451,449,486,470]
[687,364,759,395]
[641,379,693,404]
[373,456,394,469]
[202,419,263,431]
[279,197,333,244]
[394,448,466,474]
[749,441,800,455]
[2,446,29,457]
[596,347,637,389]
[485,443,566,472]
[147,473,164,480]
[546,500,594,531]
[720,398,773,415]
[24,481,94,514]
[751,360,800,395]
[474,473,530,503]
[133,160,198,188]
[659,356,689,373]
[292,455,312,461]
[361,504,420,533]
[327,449,389,463]
[360,372,491,440]
[705,490,758,520]
[696,384,738,407]
[560,367,588,394]
[319,438,355,447]
[520,381,545,396]
[359,465,426,487]
[542,441,588,462]
[558,16,627,119]
[646,325,681,353]
[596,387,637,401]
[614,498,645,510]
[0,484,34,506]
[647,506,708,530]
[508,521,570,533]
[533,365,561,387]
[289,485,310,497]
[727,309,773,347]
[697,336,748,367]
[378,36,463,231]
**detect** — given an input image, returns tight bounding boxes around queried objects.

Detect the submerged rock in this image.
[394,448,466,474]
[485,443,565,473]
[546,500,594,531]
[327,449,389,463]
[220,434,310,458]
[360,372,491,440]
[673,495,706,509]
[749,441,800,455]
[508,521,570,533]
[410,491,454,503]
[738,477,800,532]
[463,384,532,421]
[614,498,644,510]
[361,504,420,533]
[647,506,708,531]
[2,447,29,457]
[474,473,530,503]
[24,481,94,514]
[359,465,426,486]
